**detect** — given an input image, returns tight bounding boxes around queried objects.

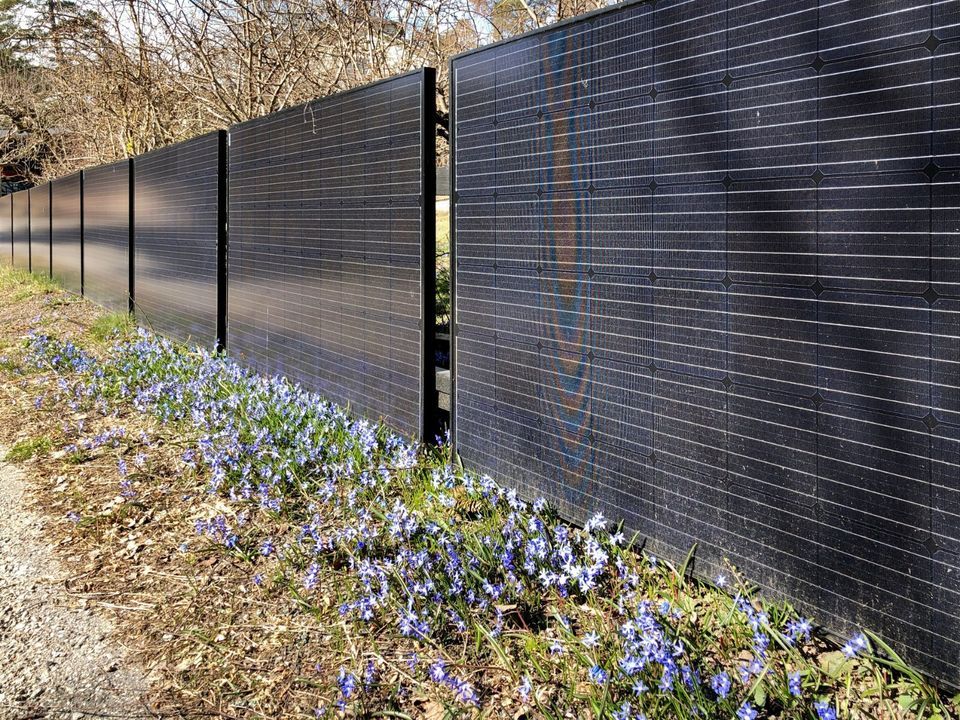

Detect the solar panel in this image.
[450,0,960,684]
[12,190,29,271]
[0,193,10,265]
[228,69,435,439]
[51,172,83,294]
[134,132,223,348]
[29,184,51,278]
[82,160,131,313]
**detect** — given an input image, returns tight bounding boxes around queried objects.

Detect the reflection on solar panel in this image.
[29,184,51,278]
[134,132,224,348]
[83,160,131,313]
[1,193,10,265]
[450,0,960,684]
[228,69,435,439]
[51,172,83,294]
[12,191,29,271]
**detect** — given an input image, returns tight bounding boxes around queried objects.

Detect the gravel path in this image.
[0,455,155,720]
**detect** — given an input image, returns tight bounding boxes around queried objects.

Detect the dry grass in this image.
[0,275,351,718]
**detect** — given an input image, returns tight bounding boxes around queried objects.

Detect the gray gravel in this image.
[0,456,155,720]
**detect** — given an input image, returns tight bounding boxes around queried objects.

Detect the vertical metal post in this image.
[26,188,31,273]
[447,58,458,455]
[217,129,229,353]
[420,67,437,442]
[79,171,84,296]
[47,183,52,278]
[128,158,135,315]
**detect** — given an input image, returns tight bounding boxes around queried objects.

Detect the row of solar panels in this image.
[1,69,435,439]
[0,0,958,686]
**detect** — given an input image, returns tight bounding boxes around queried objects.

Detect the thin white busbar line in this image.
[456,344,960,478]
[229,320,421,384]
[454,150,960,190]
[456,5,954,111]
[447,272,960,317]
[230,129,420,172]
[457,207,956,217]
[457,180,960,204]
[230,145,421,177]
[458,238,960,257]
[454,313,957,416]
[454,0,933,86]
[455,58,956,145]
[459,434,960,664]
[455,378,960,548]
[455,278,960,348]
[457,125,960,182]
[231,92,419,151]
[232,86,418,144]
[455,407,960,600]
[229,281,421,329]
[233,345,420,429]
[456,260,959,289]
[233,124,420,161]
[456,403,960,586]
[456,340,957,447]
[457,101,960,168]
[455,0,849,89]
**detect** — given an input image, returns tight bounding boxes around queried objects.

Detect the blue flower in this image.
[588,665,608,685]
[710,671,731,699]
[842,632,868,658]
[517,675,532,702]
[737,703,758,720]
[814,701,838,720]
[788,671,802,697]
[336,667,356,699]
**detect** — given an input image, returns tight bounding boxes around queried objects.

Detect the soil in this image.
[0,456,156,720]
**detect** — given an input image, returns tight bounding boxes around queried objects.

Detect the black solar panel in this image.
[134,132,223,348]
[450,0,960,684]
[1,193,10,265]
[228,69,435,439]
[29,184,51,278]
[82,160,131,313]
[51,173,83,294]
[12,190,29,271]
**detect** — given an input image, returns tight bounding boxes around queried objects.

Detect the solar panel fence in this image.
[29,184,51,278]
[134,131,224,348]
[1,193,10,265]
[228,69,435,439]
[51,172,83,294]
[450,0,960,685]
[12,190,29,271]
[83,160,132,313]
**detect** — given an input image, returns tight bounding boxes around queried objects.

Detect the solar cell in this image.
[12,190,29,271]
[0,193,10,265]
[28,185,51,278]
[83,160,131,313]
[227,70,435,439]
[51,173,83,294]
[451,0,960,684]
[134,132,223,348]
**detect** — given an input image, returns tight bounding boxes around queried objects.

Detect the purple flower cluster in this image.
[22,328,856,717]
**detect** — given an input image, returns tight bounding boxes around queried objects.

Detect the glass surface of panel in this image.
[227,70,433,439]
[451,0,960,684]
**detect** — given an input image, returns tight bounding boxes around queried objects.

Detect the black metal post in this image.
[217,129,229,354]
[420,67,437,442]
[128,158,135,315]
